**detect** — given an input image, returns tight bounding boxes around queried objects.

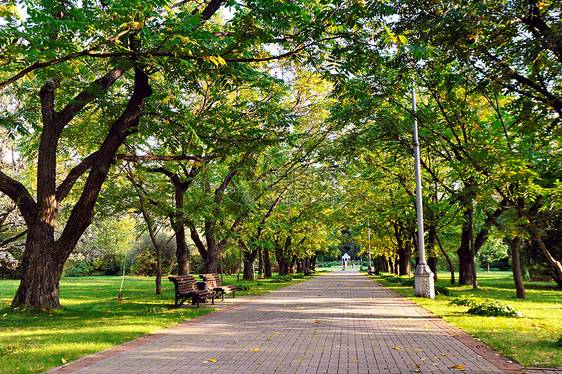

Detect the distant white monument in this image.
[342,253,351,267]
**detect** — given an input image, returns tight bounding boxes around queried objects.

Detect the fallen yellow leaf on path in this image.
[394,347,403,350]
[209,359,216,362]
[253,348,260,352]
[449,365,466,370]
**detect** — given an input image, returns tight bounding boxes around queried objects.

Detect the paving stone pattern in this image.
[46,271,560,374]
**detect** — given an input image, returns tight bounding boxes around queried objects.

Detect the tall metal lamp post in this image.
[411,86,435,299]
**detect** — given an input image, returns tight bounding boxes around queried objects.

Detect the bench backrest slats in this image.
[201,273,221,288]
[169,275,198,295]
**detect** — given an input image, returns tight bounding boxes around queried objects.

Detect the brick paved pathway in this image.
[46,271,560,374]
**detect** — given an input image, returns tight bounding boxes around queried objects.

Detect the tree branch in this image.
[116,153,220,163]
[0,171,37,226]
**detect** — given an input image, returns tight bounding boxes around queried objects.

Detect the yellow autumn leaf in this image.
[273,332,279,334]
[253,348,260,352]
[61,358,67,364]
[393,347,403,350]
[209,359,216,362]
[449,365,466,370]
[216,55,227,66]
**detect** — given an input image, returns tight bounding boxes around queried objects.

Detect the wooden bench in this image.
[200,273,238,301]
[168,275,215,308]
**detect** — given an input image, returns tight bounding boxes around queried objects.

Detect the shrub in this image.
[557,335,562,347]
[385,276,403,283]
[130,251,157,276]
[65,260,94,277]
[467,300,522,317]
[271,275,293,282]
[450,297,522,317]
[91,252,121,275]
[400,278,415,287]
[450,296,478,307]
[435,285,453,296]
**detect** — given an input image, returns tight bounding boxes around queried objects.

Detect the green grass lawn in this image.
[0,274,308,374]
[374,271,562,368]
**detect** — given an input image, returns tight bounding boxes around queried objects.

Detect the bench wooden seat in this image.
[168,275,215,308]
[201,273,238,301]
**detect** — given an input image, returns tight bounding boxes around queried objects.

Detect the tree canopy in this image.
[0,0,561,308]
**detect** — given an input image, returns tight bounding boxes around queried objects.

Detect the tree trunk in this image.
[10,67,151,309]
[274,236,292,276]
[296,258,303,273]
[398,239,412,276]
[242,244,258,280]
[258,247,263,278]
[172,181,190,275]
[204,244,219,274]
[457,212,475,285]
[203,224,219,273]
[506,237,526,299]
[243,260,254,280]
[175,226,190,275]
[428,257,438,280]
[156,245,162,295]
[427,225,438,281]
[264,247,272,278]
[468,202,478,290]
[12,226,65,309]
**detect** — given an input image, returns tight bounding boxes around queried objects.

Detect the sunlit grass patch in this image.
[374,271,562,368]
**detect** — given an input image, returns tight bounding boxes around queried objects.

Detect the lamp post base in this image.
[414,264,435,299]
